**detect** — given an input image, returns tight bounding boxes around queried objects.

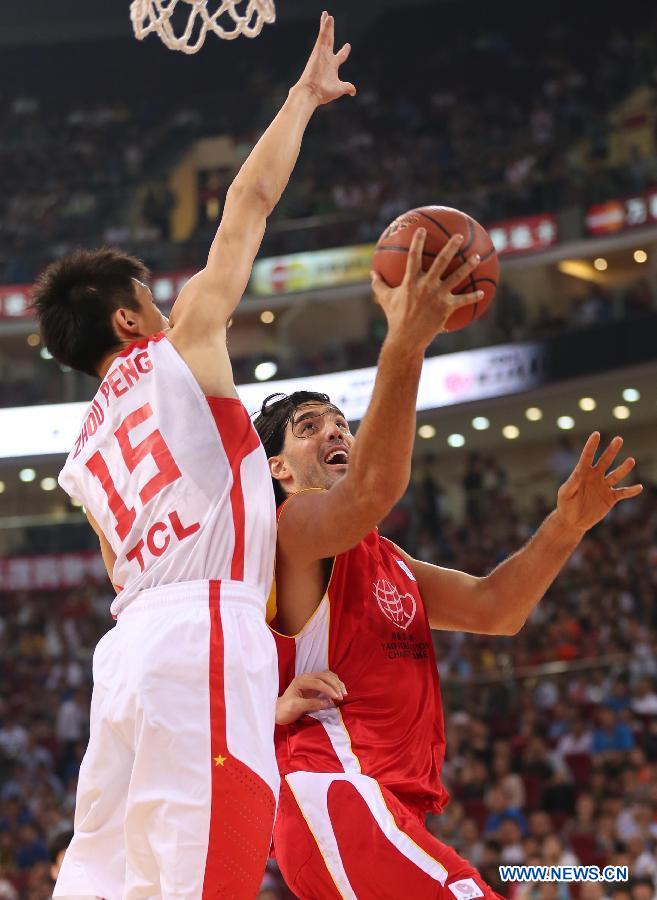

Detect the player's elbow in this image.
[226,179,275,218]
[487,609,526,636]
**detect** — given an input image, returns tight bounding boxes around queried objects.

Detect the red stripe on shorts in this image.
[206,398,260,581]
[202,578,226,898]
[202,579,277,899]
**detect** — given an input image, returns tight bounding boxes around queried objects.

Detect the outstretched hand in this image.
[297,11,356,106]
[275,670,347,726]
[556,432,643,536]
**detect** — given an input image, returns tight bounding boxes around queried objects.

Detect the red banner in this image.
[586,191,657,235]
[0,551,108,591]
[488,214,558,256]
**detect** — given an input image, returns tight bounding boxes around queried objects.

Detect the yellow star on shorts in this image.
[214,754,227,767]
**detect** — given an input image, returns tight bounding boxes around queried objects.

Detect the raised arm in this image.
[277,230,483,563]
[395,433,642,635]
[170,12,355,347]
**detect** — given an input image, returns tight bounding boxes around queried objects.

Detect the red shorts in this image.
[274,772,501,900]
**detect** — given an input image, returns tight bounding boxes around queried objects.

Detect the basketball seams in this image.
[414,209,467,267]
[373,206,499,332]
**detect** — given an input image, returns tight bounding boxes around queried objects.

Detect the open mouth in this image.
[324,449,349,466]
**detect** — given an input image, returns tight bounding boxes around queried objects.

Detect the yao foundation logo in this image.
[372,578,416,630]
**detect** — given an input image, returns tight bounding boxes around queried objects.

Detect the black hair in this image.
[49,828,74,864]
[32,247,150,377]
[253,391,334,505]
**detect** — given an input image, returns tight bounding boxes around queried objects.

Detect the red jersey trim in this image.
[115,330,167,359]
[206,398,260,581]
[202,579,226,897]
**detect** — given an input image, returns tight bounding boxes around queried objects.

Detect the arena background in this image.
[1,1,657,897]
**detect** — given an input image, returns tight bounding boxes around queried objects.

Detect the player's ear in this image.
[112,305,142,339]
[269,455,289,482]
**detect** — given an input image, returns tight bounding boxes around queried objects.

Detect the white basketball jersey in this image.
[59,333,276,615]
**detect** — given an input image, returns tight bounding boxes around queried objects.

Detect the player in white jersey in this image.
[32,14,355,899]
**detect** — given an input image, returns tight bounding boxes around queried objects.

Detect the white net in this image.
[130,0,276,54]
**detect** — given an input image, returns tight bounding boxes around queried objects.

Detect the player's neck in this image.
[96,339,140,378]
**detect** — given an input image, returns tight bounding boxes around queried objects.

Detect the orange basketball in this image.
[372,206,499,332]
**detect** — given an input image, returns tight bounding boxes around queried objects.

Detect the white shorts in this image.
[54,579,280,900]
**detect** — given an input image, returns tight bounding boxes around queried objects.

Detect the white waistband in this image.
[111,579,265,618]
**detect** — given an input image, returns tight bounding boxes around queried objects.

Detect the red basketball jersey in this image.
[272,522,449,816]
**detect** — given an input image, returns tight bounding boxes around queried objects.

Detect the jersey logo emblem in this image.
[395,558,416,581]
[448,879,484,900]
[372,578,416,630]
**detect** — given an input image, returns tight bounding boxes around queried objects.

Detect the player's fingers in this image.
[313,10,329,49]
[335,42,351,64]
[576,432,601,471]
[325,13,335,48]
[425,233,464,282]
[370,270,393,306]
[606,456,635,487]
[440,252,480,293]
[446,289,484,309]
[613,483,643,502]
[402,227,426,281]
[595,435,623,473]
[339,80,357,97]
[300,698,335,715]
[316,671,347,697]
[558,473,579,502]
[297,675,342,700]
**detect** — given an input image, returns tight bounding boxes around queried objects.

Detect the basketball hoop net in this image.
[130,0,276,54]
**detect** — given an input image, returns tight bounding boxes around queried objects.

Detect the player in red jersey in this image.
[254,229,643,900]
[32,13,355,899]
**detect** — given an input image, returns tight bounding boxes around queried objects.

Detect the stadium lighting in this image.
[557,416,575,430]
[19,468,36,483]
[613,405,630,420]
[578,397,596,411]
[502,425,519,440]
[447,433,465,447]
[472,416,490,430]
[418,424,436,439]
[260,310,275,324]
[593,258,608,271]
[40,477,57,491]
[254,361,278,382]
[633,250,648,264]
[26,333,40,347]
[622,388,640,402]
[525,407,543,422]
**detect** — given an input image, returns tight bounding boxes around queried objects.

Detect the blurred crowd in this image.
[1,3,657,282]
[2,271,655,410]
[0,454,655,898]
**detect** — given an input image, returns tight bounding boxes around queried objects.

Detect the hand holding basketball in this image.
[296,11,356,106]
[371,229,484,352]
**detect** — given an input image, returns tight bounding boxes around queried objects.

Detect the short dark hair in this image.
[49,828,73,864]
[253,391,333,505]
[32,247,149,377]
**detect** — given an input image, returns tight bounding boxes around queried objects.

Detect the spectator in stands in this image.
[592,707,635,756]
